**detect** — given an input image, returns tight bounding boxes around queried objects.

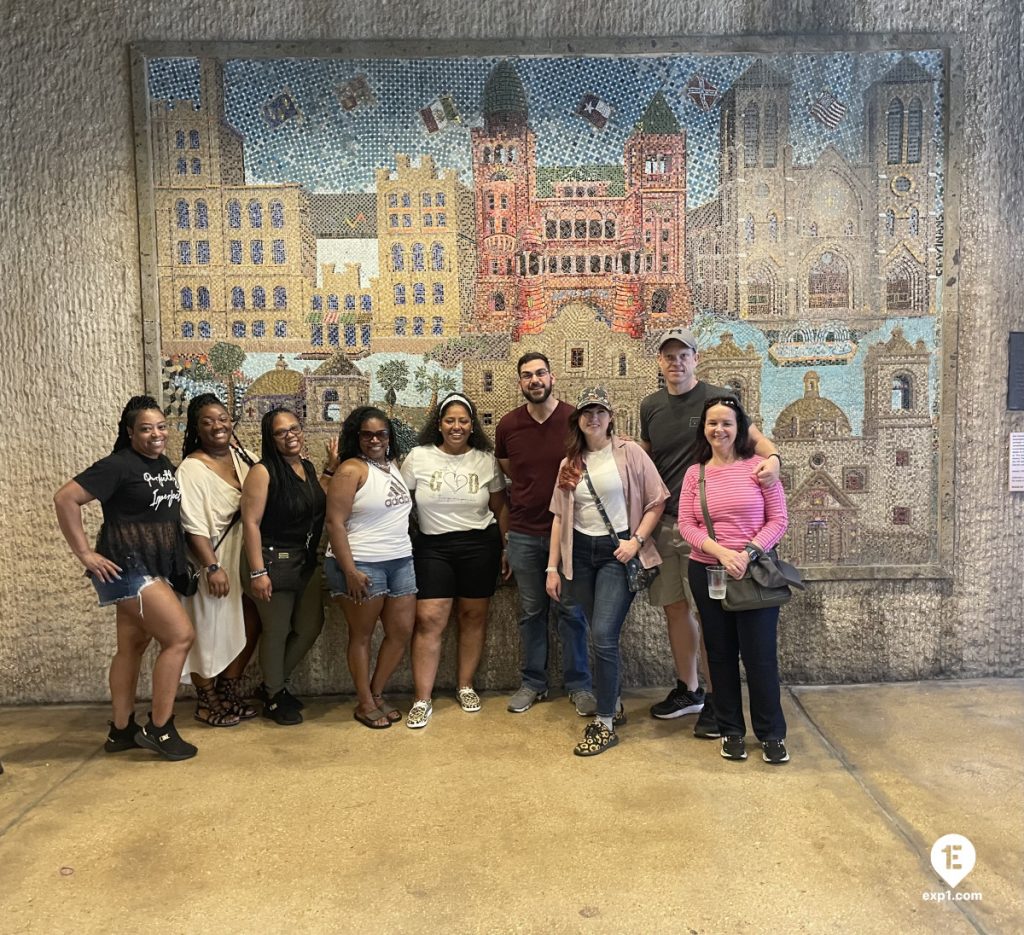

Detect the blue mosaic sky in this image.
[148,51,943,208]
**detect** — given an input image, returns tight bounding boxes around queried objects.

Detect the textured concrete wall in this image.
[1,0,1021,703]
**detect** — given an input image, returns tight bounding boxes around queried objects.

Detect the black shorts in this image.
[413,525,502,600]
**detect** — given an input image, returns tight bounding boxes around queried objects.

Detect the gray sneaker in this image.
[570,689,598,717]
[507,685,548,713]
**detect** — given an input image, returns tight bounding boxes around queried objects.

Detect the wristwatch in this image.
[206,563,221,574]
[744,546,759,561]
[634,534,646,546]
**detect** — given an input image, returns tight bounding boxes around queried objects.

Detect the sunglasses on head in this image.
[704,396,739,410]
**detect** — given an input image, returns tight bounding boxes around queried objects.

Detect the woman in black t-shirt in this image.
[241,408,331,724]
[54,395,198,761]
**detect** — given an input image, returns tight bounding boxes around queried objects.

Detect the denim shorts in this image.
[324,555,417,600]
[89,569,164,608]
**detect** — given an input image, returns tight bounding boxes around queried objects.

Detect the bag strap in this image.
[698,464,718,542]
[581,462,622,548]
[211,511,241,554]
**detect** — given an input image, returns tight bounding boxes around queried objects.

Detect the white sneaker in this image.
[457,686,481,712]
[406,699,433,729]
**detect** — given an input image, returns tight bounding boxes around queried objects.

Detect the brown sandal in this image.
[372,694,402,723]
[354,706,392,730]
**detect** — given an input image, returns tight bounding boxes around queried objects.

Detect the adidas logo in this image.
[385,480,411,508]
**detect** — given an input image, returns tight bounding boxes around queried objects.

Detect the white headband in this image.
[440,393,474,415]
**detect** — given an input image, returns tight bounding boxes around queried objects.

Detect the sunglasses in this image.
[359,429,390,441]
[704,397,739,410]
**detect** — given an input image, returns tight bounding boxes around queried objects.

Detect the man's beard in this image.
[522,384,552,404]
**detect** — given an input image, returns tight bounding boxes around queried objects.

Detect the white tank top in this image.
[331,461,413,562]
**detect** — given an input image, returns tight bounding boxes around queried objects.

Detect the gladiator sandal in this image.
[193,682,241,728]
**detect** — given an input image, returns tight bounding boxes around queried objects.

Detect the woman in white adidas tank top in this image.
[325,407,416,729]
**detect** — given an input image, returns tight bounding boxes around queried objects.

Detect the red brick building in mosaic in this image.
[468,60,693,340]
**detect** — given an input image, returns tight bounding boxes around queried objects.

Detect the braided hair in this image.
[112,395,163,453]
[181,393,256,466]
[259,407,310,514]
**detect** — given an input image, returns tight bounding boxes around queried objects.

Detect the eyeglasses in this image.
[272,425,303,439]
[519,368,550,380]
[359,429,390,441]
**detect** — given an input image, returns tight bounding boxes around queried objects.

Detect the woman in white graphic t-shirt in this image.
[400,393,509,729]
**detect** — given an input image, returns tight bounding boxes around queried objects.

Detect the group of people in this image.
[55,327,794,765]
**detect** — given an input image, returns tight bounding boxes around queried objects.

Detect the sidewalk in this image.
[1,680,1020,934]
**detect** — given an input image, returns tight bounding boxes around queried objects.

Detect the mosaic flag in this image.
[576,93,613,129]
[809,90,847,130]
[685,73,720,112]
[419,94,460,133]
[336,74,376,112]
[261,90,301,127]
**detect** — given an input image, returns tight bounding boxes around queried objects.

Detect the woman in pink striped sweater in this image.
[678,397,791,765]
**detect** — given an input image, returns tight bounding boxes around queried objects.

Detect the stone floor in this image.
[0,679,1020,934]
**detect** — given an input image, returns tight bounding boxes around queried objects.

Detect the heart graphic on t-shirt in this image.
[443,470,469,493]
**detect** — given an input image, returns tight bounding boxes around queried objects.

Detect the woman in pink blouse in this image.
[678,397,791,765]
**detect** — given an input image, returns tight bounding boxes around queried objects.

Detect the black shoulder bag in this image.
[697,464,804,611]
[262,464,317,591]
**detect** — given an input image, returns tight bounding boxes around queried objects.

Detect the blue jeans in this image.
[687,561,786,741]
[569,531,636,718]
[506,530,591,694]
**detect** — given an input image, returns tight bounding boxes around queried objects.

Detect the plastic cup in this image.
[707,565,727,600]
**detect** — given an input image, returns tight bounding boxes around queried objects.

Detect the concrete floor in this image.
[0,680,1020,935]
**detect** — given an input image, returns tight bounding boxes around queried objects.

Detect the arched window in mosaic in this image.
[391,244,404,271]
[227,200,241,228]
[909,207,919,236]
[197,286,210,309]
[274,320,287,338]
[743,104,759,168]
[189,129,200,149]
[493,292,506,312]
[252,286,266,309]
[344,294,355,310]
[270,200,285,228]
[232,321,246,338]
[253,320,265,338]
[394,284,406,305]
[651,289,669,314]
[768,213,778,242]
[891,373,912,411]
[274,286,287,309]
[182,322,194,338]
[885,209,895,236]
[808,251,849,308]
[180,287,193,309]
[175,130,185,148]
[431,243,444,271]
[361,295,372,311]
[191,158,201,174]
[907,98,923,164]
[412,243,425,271]
[195,200,208,229]
[413,283,426,305]
[887,98,904,164]
[763,104,778,167]
[176,200,190,229]
[328,294,338,310]
[747,265,780,317]
[886,256,926,312]
[311,295,322,311]
[248,201,263,228]
[198,321,211,339]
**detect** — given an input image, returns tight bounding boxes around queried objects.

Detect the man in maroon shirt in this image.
[496,353,595,716]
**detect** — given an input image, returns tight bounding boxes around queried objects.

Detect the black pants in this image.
[687,562,786,741]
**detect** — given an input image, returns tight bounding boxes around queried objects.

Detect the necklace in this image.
[361,456,392,475]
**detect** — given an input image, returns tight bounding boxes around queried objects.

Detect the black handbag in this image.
[261,545,309,591]
[697,464,804,611]
[582,463,659,594]
[175,512,242,598]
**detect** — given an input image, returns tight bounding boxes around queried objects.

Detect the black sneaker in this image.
[693,693,722,739]
[612,704,627,727]
[263,690,303,725]
[280,686,305,711]
[650,682,705,720]
[762,739,790,764]
[104,713,140,753]
[720,736,747,761]
[135,714,198,761]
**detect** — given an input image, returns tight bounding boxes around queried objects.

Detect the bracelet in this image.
[322,468,335,476]
[545,566,557,573]
[767,452,782,466]
[249,569,269,579]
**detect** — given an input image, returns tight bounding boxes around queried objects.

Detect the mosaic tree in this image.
[207,342,246,419]
[375,359,410,413]
[413,363,457,411]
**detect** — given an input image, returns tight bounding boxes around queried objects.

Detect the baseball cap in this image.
[657,327,698,351]
[576,387,613,412]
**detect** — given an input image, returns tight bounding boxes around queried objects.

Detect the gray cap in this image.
[657,327,698,351]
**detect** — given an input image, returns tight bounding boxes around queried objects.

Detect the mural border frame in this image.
[128,33,962,582]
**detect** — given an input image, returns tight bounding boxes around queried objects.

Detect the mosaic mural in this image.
[134,45,950,574]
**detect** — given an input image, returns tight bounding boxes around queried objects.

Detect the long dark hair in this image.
[260,407,311,511]
[692,396,756,464]
[113,395,163,453]
[339,406,395,462]
[417,392,492,452]
[182,393,255,465]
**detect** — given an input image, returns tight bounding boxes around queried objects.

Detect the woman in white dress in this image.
[177,394,261,726]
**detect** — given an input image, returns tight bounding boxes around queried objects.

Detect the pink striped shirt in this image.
[678,457,788,564]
